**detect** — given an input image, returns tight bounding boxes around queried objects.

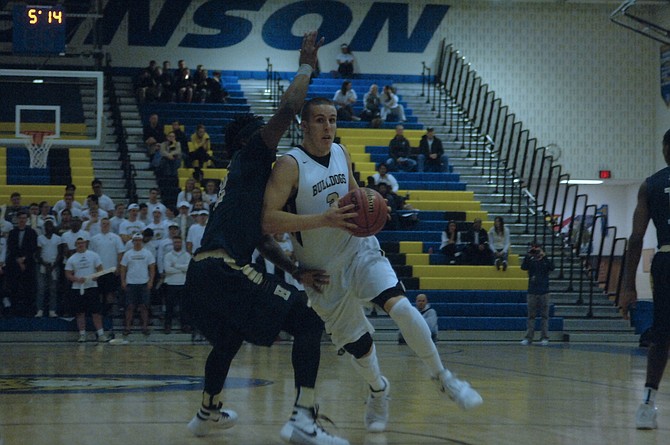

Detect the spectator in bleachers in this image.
[399,294,437,344]
[176,201,194,237]
[193,65,210,103]
[53,184,81,215]
[162,235,191,334]
[371,163,400,193]
[488,216,511,271]
[175,67,194,103]
[381,85,407,122]
[5,192,27,226]
[89,217,124,317]
[143,113,166,159]
[186,209,208,254]
[56,209,73,236]
[60,216,90,260]
[177,178,197,204]
[159,61,176,103]
[386,125,417,172]
[28,202,44,235]
[335,43,355,78]
[189,124,214,173]
[377,183,402,231]
[83,208,102,237]
[138,203,151,226]
[119,232,156,336]
[520,242,554,346]
[109,203,126,234]
[135,62,160,104]
[440,221,463,265]
[190,187,205,209]
[6,211,38,316]
[417,127,448,173]
[147,205,169,243]
[332,80,359,121]
[0,224,9,317]
[36,218,61,318]
[461,218,492,266]
[206,71,229,103]
[90,179,115,213]
[158,131,183,178]
[82,195,109,220]
[38,201,55,222]
[360,84,381,122]
[156,222,180,276]
[119,203,146,244]
[57,193,83,223]
[203,180,218,209]
[145,188,163,217]
[171,120,190,164]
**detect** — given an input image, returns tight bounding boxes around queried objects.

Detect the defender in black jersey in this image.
[622,128,670,430]
[183,32,349,445]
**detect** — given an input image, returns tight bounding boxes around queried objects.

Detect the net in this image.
[21,131,54,169]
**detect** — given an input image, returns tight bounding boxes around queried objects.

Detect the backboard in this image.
[0,69,103,147]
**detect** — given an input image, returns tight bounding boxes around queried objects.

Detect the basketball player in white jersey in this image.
[262,97,483,433]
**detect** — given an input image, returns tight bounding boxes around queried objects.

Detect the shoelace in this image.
[311,405,340,437]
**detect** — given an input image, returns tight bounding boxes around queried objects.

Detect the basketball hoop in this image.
[20,131,55,169]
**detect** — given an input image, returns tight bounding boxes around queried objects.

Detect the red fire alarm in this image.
[599,170,612,179]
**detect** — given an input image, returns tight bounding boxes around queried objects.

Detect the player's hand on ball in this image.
[324,203,358,231]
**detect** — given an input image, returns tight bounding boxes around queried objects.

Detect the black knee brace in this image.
[343,332,373,359]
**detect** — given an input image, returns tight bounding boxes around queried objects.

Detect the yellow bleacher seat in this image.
[412,265,525,278]
[404,253,519,266]
[419,277,527,290]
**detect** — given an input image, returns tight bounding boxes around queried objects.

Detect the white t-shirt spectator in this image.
[38,233,61,266]
[186,224,206,253]
[109,216,125,234]
[156,237,175,274]
[119,220,146,239]
[65,250,103,290]
[53,199,82,214]
[146,220,170,243]
[81,208,109,220]
[61,229,91,252]
[86,194,115,213]
[89,232,124,270]
[372,172,399,193]
[120,248,155,285]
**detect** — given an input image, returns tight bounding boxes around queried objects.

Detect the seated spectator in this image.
[360,84,381,122]
[335,43,355,78]
[189,124,213,172]
[206,71,229,103]
[377,183,403,231]
[332,80,359,121]
[158,131,182,178]
[440,221,464,264]
[175,67,194,103]
[488,216,511,271]
[381,85,407,122]
[193,64,209,103]
[177,178,197,204]
[417,127,449,172]
[135,61,159,103]
[371,163,399,193]
[143,113,166,158]
[399,294,437,344]
[385,125,417,172]
[203,180,219,208]
[159,61,175,102]
[462,218,493,265]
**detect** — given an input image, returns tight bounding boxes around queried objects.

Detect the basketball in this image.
[338,187,389,237]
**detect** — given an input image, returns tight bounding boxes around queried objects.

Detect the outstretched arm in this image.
[260,31,323,151]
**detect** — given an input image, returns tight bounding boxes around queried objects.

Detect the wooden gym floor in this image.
[0,341,667,445]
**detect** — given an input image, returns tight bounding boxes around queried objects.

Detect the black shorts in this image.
[70,287,103,315]
[651,252,670,343]
[184,258,317,347]
[97,273,119,295]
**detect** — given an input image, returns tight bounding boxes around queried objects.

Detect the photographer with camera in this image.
[520,242,555,346]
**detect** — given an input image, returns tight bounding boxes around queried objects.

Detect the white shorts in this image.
[304,237,400,348]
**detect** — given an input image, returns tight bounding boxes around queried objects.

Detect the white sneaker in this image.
[78,334,87,343]
[98,334,110,343]
[636,403,658,429]
[187,403,238,437]
[35,310,43,318]
[540,339,549,346]
[48,310,57,317]
[436,370,483,410]
[365,377,390,432]
[520,339,530,346]
[280,405,349,445]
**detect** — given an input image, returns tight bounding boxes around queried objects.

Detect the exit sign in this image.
[599,170,612,179]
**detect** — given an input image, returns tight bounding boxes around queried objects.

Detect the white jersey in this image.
[286,144,365,270]
[65,250,102,290]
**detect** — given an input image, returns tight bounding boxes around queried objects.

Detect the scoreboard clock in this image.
[13,5,66,55]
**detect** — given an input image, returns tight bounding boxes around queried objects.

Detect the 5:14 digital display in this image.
[13,5,66,55]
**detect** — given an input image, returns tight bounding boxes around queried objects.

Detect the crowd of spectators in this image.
[135,60,228,104]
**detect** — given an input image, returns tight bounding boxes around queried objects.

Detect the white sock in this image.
[97,329,105,337]
[350,344,385,391]
[643,387,657,405]
[389,298,444,377]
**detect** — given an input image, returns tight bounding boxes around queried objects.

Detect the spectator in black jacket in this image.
[6,211,38,316]
[520,242,555,346]
[385,125,417,172]
[417,127,449,172]
[462,218,492,265]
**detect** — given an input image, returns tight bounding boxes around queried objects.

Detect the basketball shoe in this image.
[636,403,658,429]
[435,369,483,410]
[280,405,349,445]
[187,403,238,437]
[365,377,390,432]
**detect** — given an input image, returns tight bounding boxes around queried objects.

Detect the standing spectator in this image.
[360,84,381,122]
[89,179,115,213]
[371,163,399,193]
[176,201,194,239]
[175,67,194,103]
[186,210,208,254]
[189,124,213,171]
[159,131,182,178]
[332,80,359,121]
[119,203,146,243]
[335,43,355,78]
[440,221,463,265]
[6,212,39,316]
[488,216,511,271]
[0,222,11,318]
[81,195,109,220]
[462,218,492,266]
[38,201,55,224]
[64,237,108,342]
[417,127,448,173]
[156,222,181,280]
[52,184,81,215]
[5,192,27,226]
[203,180,219,209]
[145,188,164,216]
[55,209,73,236]
[109,203,126,234]
[380,85,406,122]
[206,71,228,103]
[36,218,61,317]
[89,218,124,317]
[83,208,102,237]
[138,203,151,226]
[27,202,43,235]
[399,294,438,344]
[119,233,156,336]
[163,236,191,333]
[520,242,554,346]
[60,216,90,260]
[143,113,166,157]
[56,193,83,222]
[385,125,417,172]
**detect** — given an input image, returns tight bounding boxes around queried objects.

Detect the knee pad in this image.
[343,332,373,359]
